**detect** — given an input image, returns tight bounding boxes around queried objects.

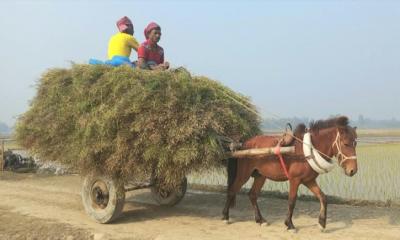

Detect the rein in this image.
[297,128,357,165]
[272,129,358,178]
[331,131,357,167]
[302,130,357,174]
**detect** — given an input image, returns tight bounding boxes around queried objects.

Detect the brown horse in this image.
[222,116,358,231]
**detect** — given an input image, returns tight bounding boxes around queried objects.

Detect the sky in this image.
[0,0,399,126]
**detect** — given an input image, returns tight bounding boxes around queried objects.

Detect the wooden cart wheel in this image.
[151,177,187,206]
[81,174,125,223]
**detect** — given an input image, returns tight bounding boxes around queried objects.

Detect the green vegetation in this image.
[15,65,260,190]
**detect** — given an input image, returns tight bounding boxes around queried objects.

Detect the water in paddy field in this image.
[359,136,400,144]
[188,140,400,203]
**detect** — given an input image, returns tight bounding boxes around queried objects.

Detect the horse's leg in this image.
[248,175,267,225]
[222,168,252,223]
[285,178,301,231]
[304,179,327,230]
[222,192,235,222]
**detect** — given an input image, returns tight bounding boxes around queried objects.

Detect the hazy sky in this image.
[0,0,399,126]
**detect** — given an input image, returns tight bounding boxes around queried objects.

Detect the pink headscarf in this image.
[144,22,161,39]
[116,16,133,32]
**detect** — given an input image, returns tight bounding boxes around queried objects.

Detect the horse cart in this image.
[81,134,296,224]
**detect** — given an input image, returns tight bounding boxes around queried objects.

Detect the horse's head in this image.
[332,117,358,177]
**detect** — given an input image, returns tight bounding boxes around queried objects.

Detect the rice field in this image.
[188,141,400,203]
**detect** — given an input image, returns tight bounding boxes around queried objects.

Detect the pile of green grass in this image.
[15,65,260,189]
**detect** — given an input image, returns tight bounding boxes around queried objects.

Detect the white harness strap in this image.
[303,133,335,174]
[303,131,357,174]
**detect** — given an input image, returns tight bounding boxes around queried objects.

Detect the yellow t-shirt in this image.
[107,32,139,60]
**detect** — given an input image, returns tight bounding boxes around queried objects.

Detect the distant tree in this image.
[0,122,11,135]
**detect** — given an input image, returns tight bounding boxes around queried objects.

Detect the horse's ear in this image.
[353,126,358,138]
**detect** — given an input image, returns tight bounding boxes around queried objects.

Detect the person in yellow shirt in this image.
[106,16,139,67]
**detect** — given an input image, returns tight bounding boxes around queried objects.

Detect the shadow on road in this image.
[115,189,400,233]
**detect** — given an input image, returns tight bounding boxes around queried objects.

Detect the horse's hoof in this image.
[287,228,297,234]
[223,219,230,225]
[318,224,326,232]
[261,221,270,227]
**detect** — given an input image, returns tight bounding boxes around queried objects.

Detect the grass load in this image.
[15,65,260,189]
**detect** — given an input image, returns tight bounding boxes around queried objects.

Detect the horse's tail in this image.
[227,157,237,208]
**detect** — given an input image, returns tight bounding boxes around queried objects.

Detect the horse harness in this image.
[303,130,357,174]
[331,130,357,167]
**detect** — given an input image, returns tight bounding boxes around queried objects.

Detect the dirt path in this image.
[0,172,399,240]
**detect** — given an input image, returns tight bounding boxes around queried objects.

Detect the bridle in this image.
[331,130,357,167]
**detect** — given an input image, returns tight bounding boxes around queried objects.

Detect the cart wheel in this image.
[82,174,125,223]
[151,177,187,206]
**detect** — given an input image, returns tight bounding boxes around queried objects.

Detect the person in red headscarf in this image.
[107,16,139,66]
[137,22,170,70]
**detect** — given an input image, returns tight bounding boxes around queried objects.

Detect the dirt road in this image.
[0,172,399,240]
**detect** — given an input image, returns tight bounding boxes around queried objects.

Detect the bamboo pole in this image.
[228,146,295,158]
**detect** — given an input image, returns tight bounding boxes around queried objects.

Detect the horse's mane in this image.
[309,116,349,132]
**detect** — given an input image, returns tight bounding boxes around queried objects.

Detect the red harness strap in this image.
[274,146,290,179]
